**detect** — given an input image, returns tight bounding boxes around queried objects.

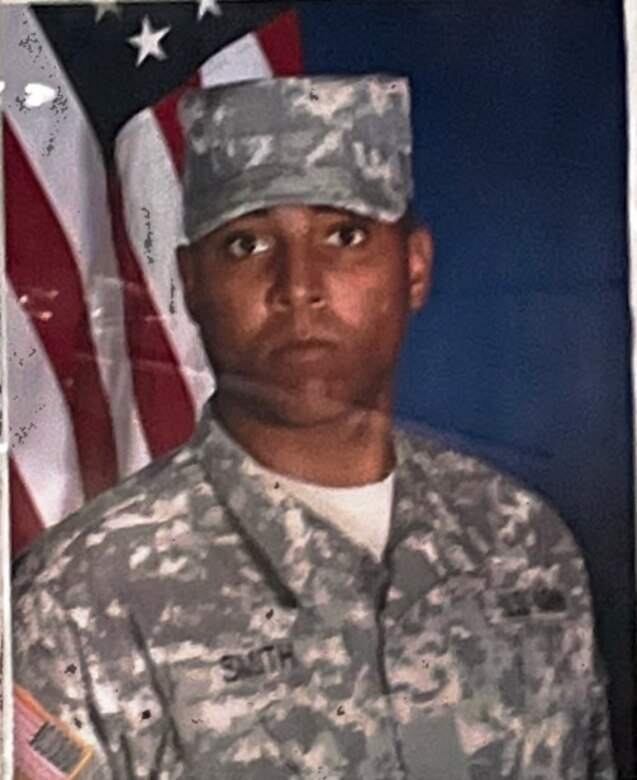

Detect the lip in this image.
[271,338,337,362]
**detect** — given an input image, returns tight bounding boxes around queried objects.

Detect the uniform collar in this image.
[386,430,489,620]
[191,401,485,612]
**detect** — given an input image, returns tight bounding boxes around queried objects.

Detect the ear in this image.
[176,244,198,319]
[406,227,434,311]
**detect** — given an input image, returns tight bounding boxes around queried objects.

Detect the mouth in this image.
[271,338,337,364]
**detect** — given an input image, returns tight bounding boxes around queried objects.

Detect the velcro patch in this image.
[14,686,93,779]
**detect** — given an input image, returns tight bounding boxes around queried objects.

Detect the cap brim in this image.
[185,164,407,245]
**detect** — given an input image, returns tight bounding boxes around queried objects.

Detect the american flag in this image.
[4,1,301,556]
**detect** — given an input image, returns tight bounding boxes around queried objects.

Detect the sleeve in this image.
[528,497,618,780]
[12,554,184,780]
[586,653,617,780]
[12,570,115,779]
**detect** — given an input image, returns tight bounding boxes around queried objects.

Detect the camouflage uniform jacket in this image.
[13,404,616,780]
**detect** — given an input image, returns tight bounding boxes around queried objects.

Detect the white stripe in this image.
[4,7,150,479]
[199,31,273,86]
[6,283,84,527]
[113,32,273,414]
[115,110,215,413]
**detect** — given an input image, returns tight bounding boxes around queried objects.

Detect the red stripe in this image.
[256,10,304,75]
[153,72,202,178]
[5,122,119,502]
[10,459,45,557]
[108,174,195,457]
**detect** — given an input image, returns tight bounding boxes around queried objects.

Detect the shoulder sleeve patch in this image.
[14,685,93,779]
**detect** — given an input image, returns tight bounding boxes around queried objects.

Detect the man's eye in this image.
[225,234,272,259]
[325,225,367,248]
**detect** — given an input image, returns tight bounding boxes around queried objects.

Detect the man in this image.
[13,75,615,779]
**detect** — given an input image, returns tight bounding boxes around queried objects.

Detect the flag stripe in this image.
[115,109,214,413]
[9,461,44,559]
[14,698,66,780]
[5,282,84,528]
[108,173,198,457]
[152,73,202,178]
[6,8,305,555]
[198,31,273,87]
[255,10,304,76]
[6,121,119,501]
[4,6,148,483]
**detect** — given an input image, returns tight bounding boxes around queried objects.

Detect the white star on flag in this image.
[94,0,121,23]
[127,16,171,67]
[197,0,223,21]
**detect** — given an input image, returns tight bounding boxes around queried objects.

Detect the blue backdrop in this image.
[299,1,634,775]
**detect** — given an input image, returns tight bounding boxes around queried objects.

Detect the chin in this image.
[223,373,362,428]
[266,399,352,428]
[260,380,358,428]
[217,369,388,428]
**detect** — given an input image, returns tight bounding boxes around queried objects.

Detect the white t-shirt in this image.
[254,464,395,561]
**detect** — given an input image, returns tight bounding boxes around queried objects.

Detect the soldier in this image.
[13,75,616,779]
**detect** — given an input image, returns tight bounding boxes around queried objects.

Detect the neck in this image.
[212,394,395,487]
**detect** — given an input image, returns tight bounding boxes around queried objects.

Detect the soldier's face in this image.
[178,205,432,426]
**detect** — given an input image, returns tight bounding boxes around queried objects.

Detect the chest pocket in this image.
[459,591,593,780]
[449,584,527,715]
[391,573,592,779]
[387,575,527,777]
[483,583,591,716]
[446,577,584,770]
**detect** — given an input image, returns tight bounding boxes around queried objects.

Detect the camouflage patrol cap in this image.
[179,75,413,244]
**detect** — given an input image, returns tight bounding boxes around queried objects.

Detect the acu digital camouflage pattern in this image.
[179,75,413,245]
[13,403,615,779]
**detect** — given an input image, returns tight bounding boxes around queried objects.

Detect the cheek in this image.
[193,286,267,352]
[328,272,407,332]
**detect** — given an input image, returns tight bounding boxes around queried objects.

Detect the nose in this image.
[267,238,325,311]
